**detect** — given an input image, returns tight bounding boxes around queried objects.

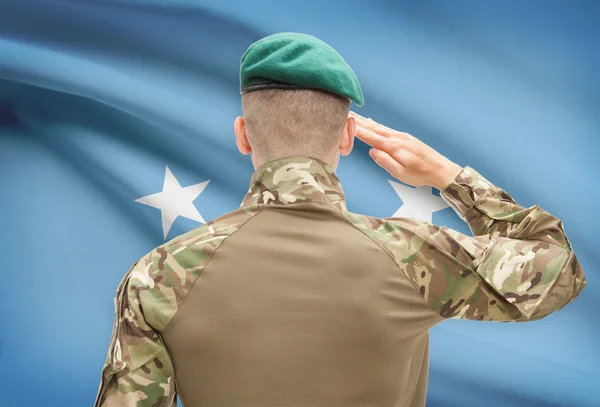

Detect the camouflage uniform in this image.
[94,156,586,407]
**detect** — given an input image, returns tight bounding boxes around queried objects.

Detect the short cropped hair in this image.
[241,88,350,162]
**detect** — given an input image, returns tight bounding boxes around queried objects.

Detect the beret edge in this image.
[240,81,359,106]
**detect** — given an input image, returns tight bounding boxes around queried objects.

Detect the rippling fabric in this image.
[1,1,598,406]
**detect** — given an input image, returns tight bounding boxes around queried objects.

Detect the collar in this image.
[240,155,347,212]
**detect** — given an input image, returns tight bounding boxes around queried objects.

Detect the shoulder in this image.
[336,209,420,260]
[336,208,483,294]
[340,208,482,261]
[156,203,263,261]
[339,208,431,248]
[125,204,263,330]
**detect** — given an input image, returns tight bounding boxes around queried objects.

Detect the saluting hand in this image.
[349,111,463,191]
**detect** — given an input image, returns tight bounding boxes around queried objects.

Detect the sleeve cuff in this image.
[440,166,493,218]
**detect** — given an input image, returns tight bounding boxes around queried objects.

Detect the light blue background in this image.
[0,1,598,406]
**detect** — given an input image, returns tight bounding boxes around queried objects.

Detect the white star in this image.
[388,180,449,223]
[135,165,209,240]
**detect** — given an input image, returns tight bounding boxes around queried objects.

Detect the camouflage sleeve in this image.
[385,166,586,322]
[94,261,177,407]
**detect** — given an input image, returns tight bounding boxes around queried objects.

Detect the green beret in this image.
[239,32,364,107]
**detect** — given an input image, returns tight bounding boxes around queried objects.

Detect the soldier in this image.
[94,32,586,407]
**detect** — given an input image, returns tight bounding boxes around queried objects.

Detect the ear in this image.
[234,116,251,155]
[339,115,356,156]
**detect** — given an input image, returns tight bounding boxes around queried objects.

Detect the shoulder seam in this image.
[150,204,265,333]
[325,203,443,318]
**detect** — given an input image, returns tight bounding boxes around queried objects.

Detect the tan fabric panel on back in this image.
[162,202,440,407]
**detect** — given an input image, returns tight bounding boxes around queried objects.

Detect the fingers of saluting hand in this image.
[349,111,413,141]
[349,111,387,135]
[349,112,403,152]
[354,123,396,151]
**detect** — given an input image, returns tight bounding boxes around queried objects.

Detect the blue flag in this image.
[1,1,597,406]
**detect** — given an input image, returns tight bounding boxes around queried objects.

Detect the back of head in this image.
[239,32,363,164]
[241,88,350,162]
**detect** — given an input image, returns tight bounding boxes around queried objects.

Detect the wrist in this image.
[431,161,463,191]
